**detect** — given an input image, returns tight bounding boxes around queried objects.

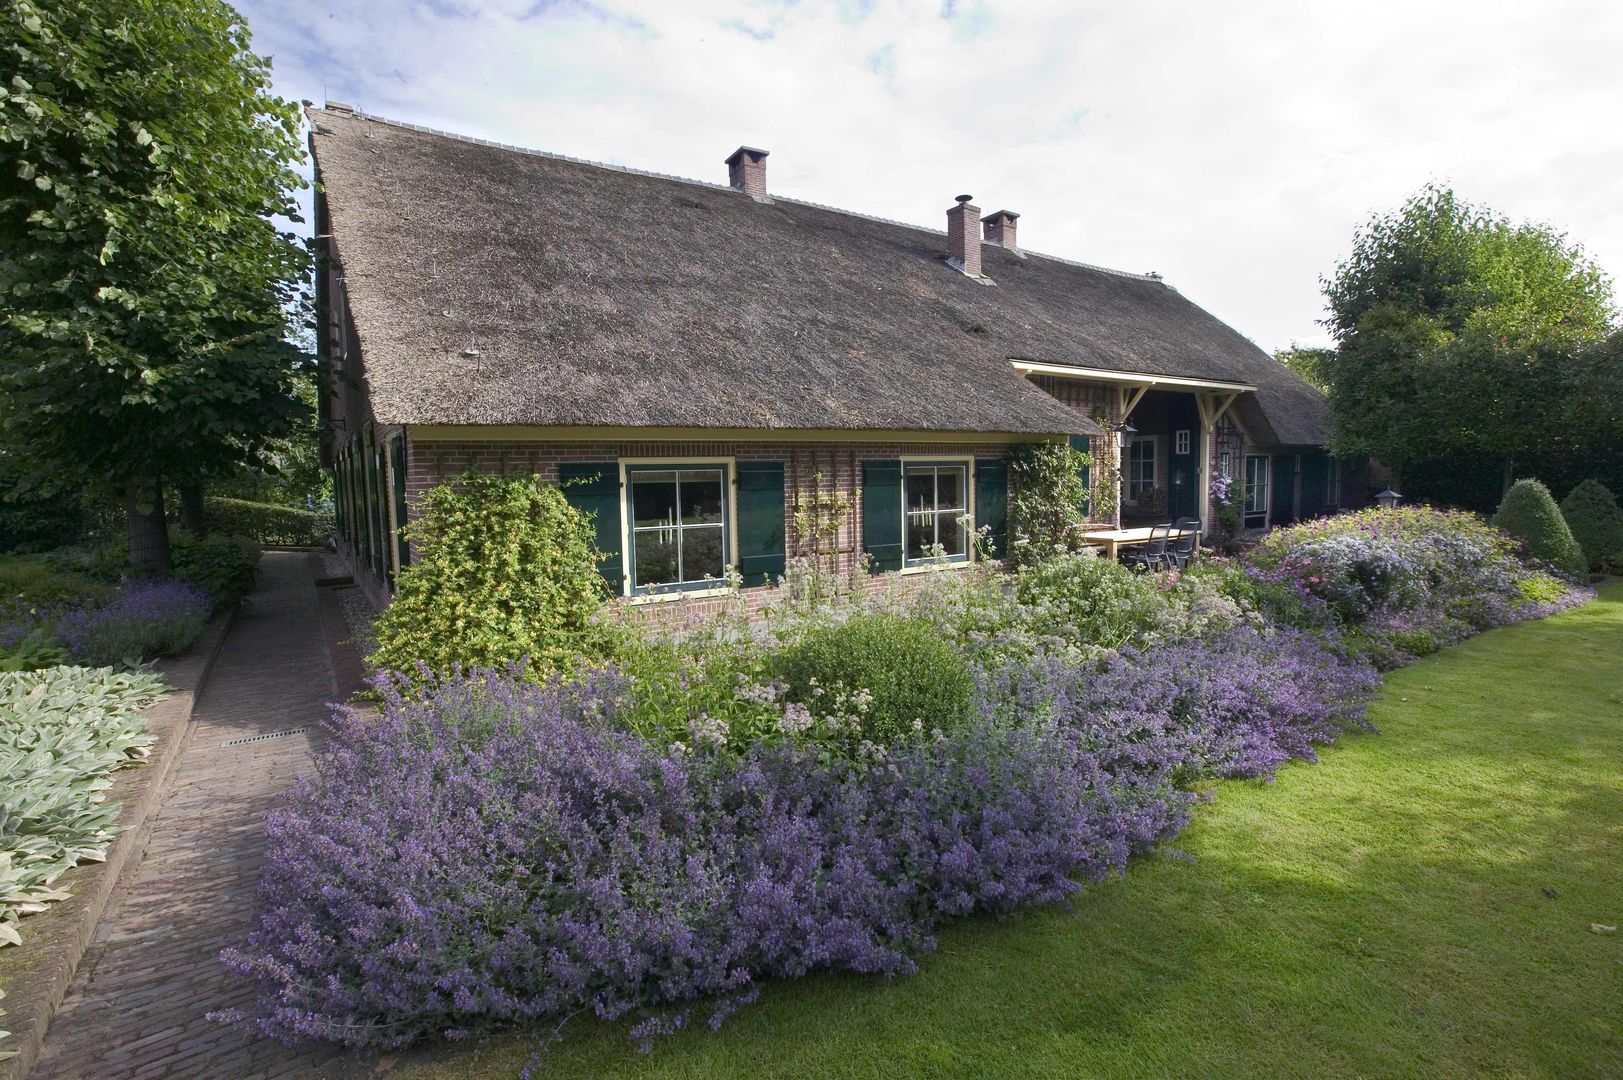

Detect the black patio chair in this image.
[1122,522,1172,572]
[1165,517,1202,569]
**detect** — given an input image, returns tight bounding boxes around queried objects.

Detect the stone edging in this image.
[0,609,237,1080]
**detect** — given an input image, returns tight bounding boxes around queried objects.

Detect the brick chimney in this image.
[983,209,1019,251]
[946,194,981,277]
[725,146,769,200]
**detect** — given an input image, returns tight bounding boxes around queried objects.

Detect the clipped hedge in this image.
[204,496,332,547]
[1492,479,1586,577]
[1560,480,1623,574]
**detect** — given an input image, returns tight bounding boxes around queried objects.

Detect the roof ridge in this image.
[309,106,1165,284]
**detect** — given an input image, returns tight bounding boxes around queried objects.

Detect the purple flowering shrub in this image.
[1241,507,1587,667]
[54,580,211,667]
[984,624,1378,783]
[218,667,1186,1049]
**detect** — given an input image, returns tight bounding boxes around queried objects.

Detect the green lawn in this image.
[402,583,1623,1079]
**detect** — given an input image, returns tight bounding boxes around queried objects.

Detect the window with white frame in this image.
[1127,437,1157,502]
[626,465,730,593]
[904,462,969,565]
[1244,454,1269,527]
[1174,429,1191,456]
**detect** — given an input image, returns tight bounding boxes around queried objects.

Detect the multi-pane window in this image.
[1244,454,1270,527]
[1326,458,1342,509]
[1174,429,1191,455]
[904,462,969,565]
[627,465,729,593]
[1127,437,1157,502]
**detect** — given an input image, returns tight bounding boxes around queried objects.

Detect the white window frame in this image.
[1244,454,1270,527]
[1126,436,1158,504]
[1174,429,1191,456]
[900,456,974,572]
[619,456,738,602]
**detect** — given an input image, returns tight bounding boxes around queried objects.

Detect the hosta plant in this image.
[0,666,165,946]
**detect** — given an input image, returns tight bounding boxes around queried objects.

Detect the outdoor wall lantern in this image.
[1113,422,1137,452]
[1374,488,1403,510]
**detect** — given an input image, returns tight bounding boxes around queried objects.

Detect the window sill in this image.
[899,559,973,576]
[628,585,734,606]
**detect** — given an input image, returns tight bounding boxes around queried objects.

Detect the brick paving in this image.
[31,552,359,1080]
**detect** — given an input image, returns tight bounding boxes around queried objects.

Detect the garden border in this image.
[0,608,236,1080]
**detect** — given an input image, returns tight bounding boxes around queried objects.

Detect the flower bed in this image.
[220,493,1590,1054]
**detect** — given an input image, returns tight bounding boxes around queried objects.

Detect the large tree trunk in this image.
[178,480,208,538]
[1502,457,1515,498]
[125,475,171,574]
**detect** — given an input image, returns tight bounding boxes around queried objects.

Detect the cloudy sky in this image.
[238,0,1623,351]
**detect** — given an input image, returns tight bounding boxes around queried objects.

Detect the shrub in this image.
[54,580,211,666]
[219,668,1181,1049]
[170,532,260,608]
[1,665,165,945]
[204,496,333,547]
[368,473,617,681]
[774,613,976,748]
[1014,551,1177,652]
[1005,442,1093,570]
[984,624,1379,782]
[1560,480,1623,573]
[1492,479,1586,577]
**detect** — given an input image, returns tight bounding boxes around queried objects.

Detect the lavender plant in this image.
[54,580,211,667]
[218,668,1185,1049]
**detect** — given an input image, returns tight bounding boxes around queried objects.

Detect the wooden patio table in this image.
[1078,525,1200,562]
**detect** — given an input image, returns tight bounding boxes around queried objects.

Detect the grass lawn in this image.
[401,583,1623,1079]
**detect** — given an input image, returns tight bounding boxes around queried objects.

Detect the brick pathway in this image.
[31,552,355,1080]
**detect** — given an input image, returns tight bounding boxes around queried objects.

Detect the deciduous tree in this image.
[1321,186,1615,492]
[0,0,308,569]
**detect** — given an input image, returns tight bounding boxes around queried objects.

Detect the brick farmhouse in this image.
[309,103,1362,612]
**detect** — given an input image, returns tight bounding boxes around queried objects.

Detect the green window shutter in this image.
[735,460,786,586]
[1069,435,1093,516]
[390,437,410,571]
[974,458,1008,558]
[861,459,903,572]
[559,462,625,594]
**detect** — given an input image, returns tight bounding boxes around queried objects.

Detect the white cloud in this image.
[242,0,1623,350]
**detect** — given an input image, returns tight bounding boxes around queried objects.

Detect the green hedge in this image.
[204,496,332,546]
[1560,480,1623,574]
[1491,479,1586,577]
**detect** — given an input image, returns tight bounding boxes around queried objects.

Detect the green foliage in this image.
[0,665,165,946]
[1559,480,1623,573]
[775,614,976,747]
[204,496,332,546]
[612,633,782,753]
[370,473,617,681]
[1322,185,1617,472]
[0,629,70,672]
[0,556,111,609]
[1492,479,1586,577]
[1274,343,1334,393]
[1014,552,1177,652]
[1006,442,1093,570]
[169,533,260,607]
[0,0,311,566]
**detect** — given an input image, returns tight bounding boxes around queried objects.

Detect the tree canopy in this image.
[1273,343,1334,393]
[0,0,309,567]
[1320,185,1617,481]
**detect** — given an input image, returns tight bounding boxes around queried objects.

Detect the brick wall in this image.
[403,434,1027,627]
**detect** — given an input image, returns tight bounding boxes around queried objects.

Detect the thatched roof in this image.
[310,108,1326,446]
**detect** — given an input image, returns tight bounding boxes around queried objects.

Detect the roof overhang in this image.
[1010,359,1257,394]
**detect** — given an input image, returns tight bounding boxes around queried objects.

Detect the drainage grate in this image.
[223,727,310,747]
